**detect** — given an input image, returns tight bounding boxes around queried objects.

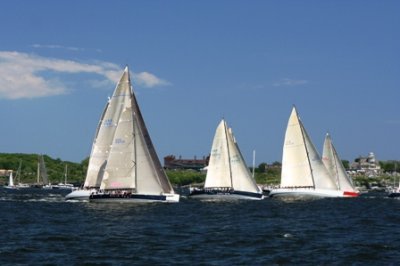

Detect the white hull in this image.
[4,186,18,190]
[52,184,76,190]
[65,189,95,201]
[16,183,30,188]
[190,193,263,201]
[269,188,347,198]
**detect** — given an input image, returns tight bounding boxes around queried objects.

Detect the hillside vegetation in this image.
[0,153,88,185]
[0,153,397,189]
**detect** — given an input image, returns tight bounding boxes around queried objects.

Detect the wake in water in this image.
[0,187,68,202]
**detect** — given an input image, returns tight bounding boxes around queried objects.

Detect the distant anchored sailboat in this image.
[388,177,400,198]
[270,107,343,198]
[52,165,76,190]
[322,133,359,197]
[4,171,17,189]
[38,155,52,189]
[66,67,135,200]
[89,66,179,203]
[189,119,263,200]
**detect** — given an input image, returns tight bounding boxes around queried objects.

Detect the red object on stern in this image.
[343,191,360,197]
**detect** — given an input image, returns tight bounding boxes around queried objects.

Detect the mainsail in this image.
[322,133,356,192]
[84,67,132,188]
[204,119,261,194]
[281,107,337,190]
[204,120,232,188]
[100,67,174,195]
[228,128,261,193]
[38,155,49,185]
[8,172,14,187]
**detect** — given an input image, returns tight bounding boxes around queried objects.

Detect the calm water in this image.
[0,188,399,265]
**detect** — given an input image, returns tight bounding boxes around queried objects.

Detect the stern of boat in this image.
[343,191,360,197]
[164,193,180,203]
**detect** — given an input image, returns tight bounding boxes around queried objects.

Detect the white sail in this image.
[204,119,261,194]
[227,128,261,193]
[39,155,49,185]
[204,120,233,188]
[322,133,356,192]
[101,106,135,190]
[100,67,174,195]
[281,107,337,190]
[8,172,14,187]
[281,107,314,187]
[84,67,132,188]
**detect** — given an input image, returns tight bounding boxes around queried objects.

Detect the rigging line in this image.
[331,141,341,190]
[298,119,316,189]
[223,120,233,188]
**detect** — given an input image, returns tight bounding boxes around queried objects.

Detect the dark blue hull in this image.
[388,192,400,198]
[89,193,174,202]
[189,188,263,200]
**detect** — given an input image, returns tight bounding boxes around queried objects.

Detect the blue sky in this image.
[0,1,399,165]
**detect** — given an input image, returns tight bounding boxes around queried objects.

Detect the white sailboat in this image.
[322,133,359,197]
[189,119,263,200]
[53,165,76,190]
[66,66,133,200]
[388,179,400,198]
[4,171,17,189]
[270,107,342,198]
[89,66,179,203]
[15,160,29,188]
[37,155,53,189]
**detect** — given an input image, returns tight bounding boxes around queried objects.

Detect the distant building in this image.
[349,152,382,177]
[0,169,12,176]
[164,155,209,171]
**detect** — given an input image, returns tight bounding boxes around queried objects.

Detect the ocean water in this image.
[0,188,399,265]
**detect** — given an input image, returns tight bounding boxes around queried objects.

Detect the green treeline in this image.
[0,153,280,186]
[0,153,88,185]
[0,153,397,188]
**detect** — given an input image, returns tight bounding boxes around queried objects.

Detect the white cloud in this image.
[31,44,85,52]
[273,78,308,87]
[133,72,171,87]
[0,51,170,99]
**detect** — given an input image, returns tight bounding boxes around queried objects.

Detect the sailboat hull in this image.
[4,186,18,190]
[388,192,400,198]
[189,189,264,200]
[65,189,95,201]
[343,191,360,197]
[269,188,350,198]
[89,193,180,203]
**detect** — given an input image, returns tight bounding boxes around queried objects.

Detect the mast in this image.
[252,150,256,179]
[133,92,138,192]
[16,159,22,184]
[223,120,233,188]
[64,164,68,184]
[37,156,40,184]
